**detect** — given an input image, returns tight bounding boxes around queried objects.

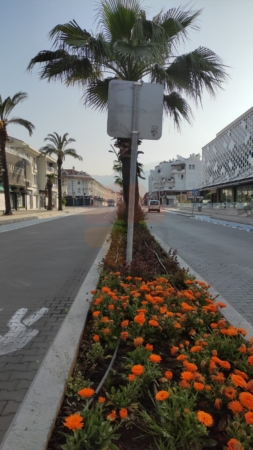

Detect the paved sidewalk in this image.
[162,206,253,226]
[0,207,97,226]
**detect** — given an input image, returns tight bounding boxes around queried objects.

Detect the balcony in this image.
[171,169,185,175]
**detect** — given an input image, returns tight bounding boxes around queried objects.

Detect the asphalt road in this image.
[0,208,113,443]
[147,210,253,324]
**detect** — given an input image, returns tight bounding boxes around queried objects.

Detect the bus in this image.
[107,199,115,207]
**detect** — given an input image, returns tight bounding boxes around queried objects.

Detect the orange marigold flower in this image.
[149,354,162,363]
[101,316,110,322]
[107,410,117,421]
[214,398,222,409]
[137,309,147,314]
[176,354,188,361]
[212,373,225,384]
[159,307,167,314]
[90,289,97,294]
[166,311,174,317]
[121,320,129,328]
[102,287,110,293]
[228,401,243,414]
[183,361,198,372]
[64,413,84,431]
[234,369,248,380]
[237,328,247,336]
[131,364,144,376]
[194,382,205,391]
[140,284,150,291]
[121,331,129,341]
[245,411,253,424]
[170,346,179,355]
[248,356,253,366]
[93,311,101,317]
[238,345,247,353]
[231,374,247,388]
[156,390,169,401]
[119,408,128,419]
[227,438,244,450]
[190,346,202,353]
[126,276,132,281]
[181,302,196,311]
[219,360,231,370]
[115,271,120,276]
[133,337,144,347]
[98,396,106,403]
[149,319,159,327]
[179,380,191,389]
[216,302,227,308]
[217,319,226,328]
[246,380,253,392]
[108,304,114,310]
[197,411,213,427]
[78,387,95,398]
[239,392,253,410]
[93,334,100,342]
[103,328,111,335]
[181,371,194,381]
[165,371,173,380]
[224,387,237,400]
[185,279,193,285]
[94,297,102,305]
[134,314,146,326]
[128,374,136,382]
[145,343,153,351]
[247,347,253,355]
[210,323,218,329]
[188,329,196,336]
[205,385,211,391]
[227,327,238,336]
[174,322,181,328]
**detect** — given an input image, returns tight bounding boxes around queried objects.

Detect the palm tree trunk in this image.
[57,159,62,211]
[47,184,53,210]
[0,138,12,215]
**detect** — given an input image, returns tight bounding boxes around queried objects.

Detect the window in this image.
[192,164,195,169]
[78,181,80,184]
[189,165,192,169]
[181,175,184,179]
[78,188,81,193]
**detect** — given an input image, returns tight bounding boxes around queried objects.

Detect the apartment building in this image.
[148,154,202,205]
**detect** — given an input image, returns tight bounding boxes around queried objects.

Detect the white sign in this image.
[107,80,164,140]
[0,307,48,356]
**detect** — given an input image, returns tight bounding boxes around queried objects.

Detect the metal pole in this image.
[126,81,141,264]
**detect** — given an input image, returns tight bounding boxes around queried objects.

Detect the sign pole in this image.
[126,82,141,264]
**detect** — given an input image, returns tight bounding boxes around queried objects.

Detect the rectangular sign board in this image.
[107,80,164,140]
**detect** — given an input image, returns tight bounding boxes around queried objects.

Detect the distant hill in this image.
[92,161,159,196]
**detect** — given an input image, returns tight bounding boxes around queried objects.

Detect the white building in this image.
[148,154,202,205]
[0,137,58,211]
[62,168,118,206]
[202,107,253,204]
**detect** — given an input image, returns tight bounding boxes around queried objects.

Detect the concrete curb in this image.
[151,231,253,340]
[0,231,111,450]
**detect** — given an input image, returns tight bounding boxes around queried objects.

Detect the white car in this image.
[148,200,160,213]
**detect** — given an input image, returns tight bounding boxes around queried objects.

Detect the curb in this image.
[0,231,111,450]
[151,231,253,340]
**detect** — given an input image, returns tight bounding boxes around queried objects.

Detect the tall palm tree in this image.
[45,173,56,210]
[28,0,228,219]
[40,132,83,210]
[0,92,35,215]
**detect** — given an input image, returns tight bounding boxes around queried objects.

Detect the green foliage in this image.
[62,196,67,206]
[66,372,92,398]
[61,404,120,450]
[106,383,141,408]
[87,342,105,363]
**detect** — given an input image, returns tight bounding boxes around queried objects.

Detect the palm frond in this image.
[63,149,83,160]
[84,77,116,112]
[49,21,92,48]
[8,118,35,135]
[11,92,28,106]
[40,145,58,156]
[114,40,158,62]
[155,6,201,45]
[163,92,192,130]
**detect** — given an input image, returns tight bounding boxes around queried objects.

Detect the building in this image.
[148,154,202,205]
[202,107,253,204]
[0,136,58,211]
[37,154,58,208]
[61,168,118,206]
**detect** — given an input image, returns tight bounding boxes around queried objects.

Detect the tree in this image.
[45,173,56,210]
[40,132,83,210]
[28,0,228,219]
[0,93,35,214]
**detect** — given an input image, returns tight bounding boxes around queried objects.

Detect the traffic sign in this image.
[192,189,200,197]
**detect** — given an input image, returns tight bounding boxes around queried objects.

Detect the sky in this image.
[1,0,253,184]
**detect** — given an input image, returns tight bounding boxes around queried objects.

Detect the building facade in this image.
[61,168,118,206]
[148,154,202,205]
[202,107,253,204]
[0,137,58,211]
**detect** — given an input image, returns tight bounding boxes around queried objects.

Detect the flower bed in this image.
[48,220,253,450]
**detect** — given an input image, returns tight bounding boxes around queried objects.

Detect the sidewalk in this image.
[0,207,94,226]
[162,206,253,226]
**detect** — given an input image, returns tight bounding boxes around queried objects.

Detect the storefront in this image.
[236,183,253,203]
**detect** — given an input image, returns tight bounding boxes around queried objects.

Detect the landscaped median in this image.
[46,216,253,450]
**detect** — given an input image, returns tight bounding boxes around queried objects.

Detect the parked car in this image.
[148,200,160,213]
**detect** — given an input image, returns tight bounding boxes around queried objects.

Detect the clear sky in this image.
[1,0,253,177]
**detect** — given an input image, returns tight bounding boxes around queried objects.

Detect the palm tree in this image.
[40,132,83,210]
[28,0,228,218]
[0,92,35,214]
[45,173,56,210]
